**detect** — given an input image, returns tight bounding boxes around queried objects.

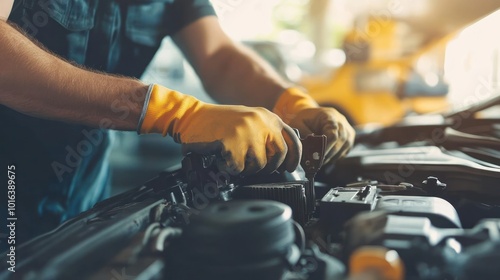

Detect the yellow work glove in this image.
[273,87,355,163]
[138,84,302,175]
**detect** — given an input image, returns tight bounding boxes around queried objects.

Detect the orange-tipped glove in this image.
[138,84,302,175]
[273,87,355,163]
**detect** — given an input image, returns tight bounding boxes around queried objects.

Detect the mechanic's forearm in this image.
[200,42,290,110]
[0,21,148,130]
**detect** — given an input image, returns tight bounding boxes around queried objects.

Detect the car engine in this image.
[1,108,499,280]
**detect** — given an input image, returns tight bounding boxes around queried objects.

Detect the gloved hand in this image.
[138,84,302,175]
[273,87,355,163]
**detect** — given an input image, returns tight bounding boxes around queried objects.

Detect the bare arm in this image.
[173,16,289,110]
[173,16,355,163]
[0,20,148,130]
[0,17,301,174]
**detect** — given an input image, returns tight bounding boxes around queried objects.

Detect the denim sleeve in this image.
[165,0,217,35]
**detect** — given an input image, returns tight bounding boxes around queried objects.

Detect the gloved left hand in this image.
[273,87,355,163]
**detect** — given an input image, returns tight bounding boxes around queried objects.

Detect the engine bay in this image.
[1,110,500,280]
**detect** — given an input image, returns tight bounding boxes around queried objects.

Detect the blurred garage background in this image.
[110,0,500,194]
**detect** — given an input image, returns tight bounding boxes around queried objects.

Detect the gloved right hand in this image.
[138,84,302,175]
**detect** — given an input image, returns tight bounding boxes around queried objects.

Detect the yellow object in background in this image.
[301,18,451,126]
[349,246,405,280]
[302,62,408,126]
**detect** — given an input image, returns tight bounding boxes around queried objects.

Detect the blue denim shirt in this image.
[0,0,215,245]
